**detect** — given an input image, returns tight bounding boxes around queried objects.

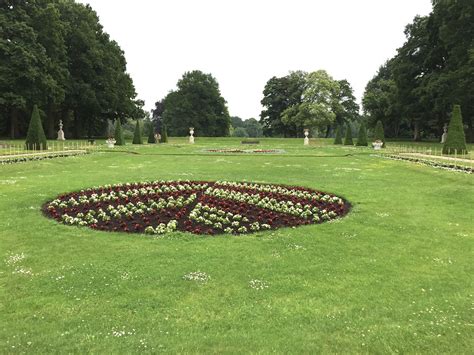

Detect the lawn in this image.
[0,138,473,353]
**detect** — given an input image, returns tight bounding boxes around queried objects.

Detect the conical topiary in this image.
[374,120,385,148]
[343,124,353,145]
[25,105,47,150]
[356,122,368,146]
[147,126,156,144]
[334,125,342,144]
[114,119,125,145]
[443,105,468,155]
[160,124,168,143]
[132,120,143,144]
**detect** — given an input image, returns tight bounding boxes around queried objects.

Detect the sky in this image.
[78,0,433,119]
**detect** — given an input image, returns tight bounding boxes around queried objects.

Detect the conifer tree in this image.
[443,105,468,154]
[343,124,353,145]
[25,105,47,150]
[114,119,125,145]
[374,120,385,147]
[132,120,143,144]
[147,127,156,143]
[356,122,368,146]
[160,124,168,143]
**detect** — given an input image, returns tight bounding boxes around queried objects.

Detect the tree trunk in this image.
[325,125,331,138]
[10,108,19,139]
[413,121,421,141]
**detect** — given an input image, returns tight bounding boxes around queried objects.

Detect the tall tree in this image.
[163,70,230,137]
[260,71,306,137]
[281,70,339,133]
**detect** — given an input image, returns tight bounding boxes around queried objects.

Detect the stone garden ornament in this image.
[304,129,309,145]
[57,120,65,141]
[189,127,195,144]
[441,123,448,143]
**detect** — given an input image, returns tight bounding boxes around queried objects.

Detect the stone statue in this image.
[441,123,447,143]
[57,120,65,141]
[189,127,195,144]
[304,129,309,145]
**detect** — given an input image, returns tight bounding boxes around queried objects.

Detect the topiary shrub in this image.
[132,120,143,144]
[147,127,156,144]
[356,122,368,146]
[443,105,468,155]
[343,124,353,145]
[374,120,385,147]
[160,124,168,143]
[334,125,342,144]
[114,119,125,145]
[25,105,48,150]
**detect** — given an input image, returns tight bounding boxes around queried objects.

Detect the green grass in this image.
[1,138,473,353]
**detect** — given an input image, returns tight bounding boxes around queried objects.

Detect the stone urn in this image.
[106,138,116,148]
[189,127,195,144]
[304,129,309,145]
[372,140,383,150]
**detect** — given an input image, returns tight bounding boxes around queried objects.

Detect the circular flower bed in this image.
[43,180,350,235]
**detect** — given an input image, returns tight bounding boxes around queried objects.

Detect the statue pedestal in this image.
[57,129,65,141]
[304,137,309,145]
[189,136,194,144]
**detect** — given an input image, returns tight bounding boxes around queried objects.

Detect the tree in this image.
[343,124,353,145]
[260,71,306,137]
[0,1,144,139]
[25,105,47,150]
[160,123,168,143]
[443,105,468,154]
[233,127,248,137]
[282,70,339,133]
[330,79,360,137]
[132,120,142,144]
[114,119,125,145]
[162,71,230,137]
[374,120,386,147]
[334,125,342,144]
[356,122,368,146]
[147,127,156,144]
[244,118,263,138]
[231,116,245,129]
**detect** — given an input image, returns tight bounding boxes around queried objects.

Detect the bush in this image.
[343,124,353,145]
[132,120,143,144]
[356,122,368,146]
[25,105,47,150]
[160,124,168,143]
[443,105,468,154]
[114,119,125,145]
[334,125,342,144]
[374,120,385,147]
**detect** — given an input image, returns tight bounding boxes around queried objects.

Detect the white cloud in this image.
[78,0,432,119]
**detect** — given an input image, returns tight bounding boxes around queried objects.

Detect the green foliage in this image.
[356,122,368,146]
[25,105,47,150]
[343,124,353,145]
[374,120,386,147]
[443,105,468,154]
[334,126,342,144]
[114,119,125,145]
[0,1,143,139]
[147,128,156,144]
[244,118,263,138]
[363,1,474,142]
[160,124,168,143]
[162,71,230,137]
[282,70,339,132]
[132,120,143,144]
[233,127,249,137]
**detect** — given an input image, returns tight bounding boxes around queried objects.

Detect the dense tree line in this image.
[153,71,230,137]
[0,0,144,139]
[259,70,359,137]
[230,116,263,138]
[363,0,474,142]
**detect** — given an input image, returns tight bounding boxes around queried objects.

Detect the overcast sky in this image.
[78,0,433,119]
